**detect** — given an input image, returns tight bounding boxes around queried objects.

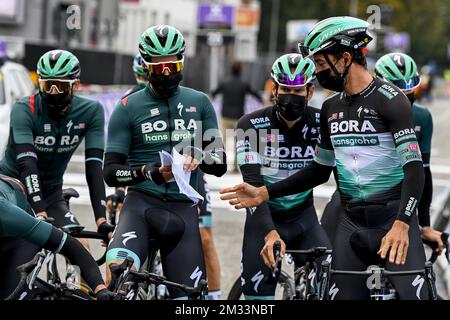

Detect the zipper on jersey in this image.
[45,118,62,182]
[164,98,171,202]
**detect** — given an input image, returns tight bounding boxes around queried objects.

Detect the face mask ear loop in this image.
[324,53,354,89]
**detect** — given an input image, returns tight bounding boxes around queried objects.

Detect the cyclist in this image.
[221,16,430,300]
[197,170,222,300]
[235,53,331,299]
[105,54,150,216]
[123,53,150,98]
[0,49,112,289]
[321,52,445,253]
[103,25,226,299]
[0,174,113,300]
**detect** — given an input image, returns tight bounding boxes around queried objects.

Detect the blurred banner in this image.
[198,4,235,30]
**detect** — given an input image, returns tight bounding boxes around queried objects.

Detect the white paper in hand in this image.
[171,148,204,205]
[159,150,175,182]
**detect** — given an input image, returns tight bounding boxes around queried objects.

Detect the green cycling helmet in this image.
[139,25,185,62]
[303,16,372,56]
[133,53,148,78]
[37,49,80,79]
[375,53,421,91]
[271,53,315,86]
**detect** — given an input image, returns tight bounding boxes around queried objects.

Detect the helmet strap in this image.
[324,53,354,83]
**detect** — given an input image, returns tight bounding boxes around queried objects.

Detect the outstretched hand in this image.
[220,183,269,209]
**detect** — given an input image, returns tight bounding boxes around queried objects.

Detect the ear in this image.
[73,79,81,91]
[343,52,353,67]
[307,85,315,101]
[271,82,278,97]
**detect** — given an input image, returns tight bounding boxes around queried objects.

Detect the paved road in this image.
[57,96,450,298]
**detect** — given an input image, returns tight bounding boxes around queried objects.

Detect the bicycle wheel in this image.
[227,277,243,300]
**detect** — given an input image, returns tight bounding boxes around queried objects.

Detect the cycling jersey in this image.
[1,94,104,190]
[0,93,106,219]
[268,78,425,225]
[237,105,320,232]
[236,105,330,299]
[104,85,225,201]
[321,101,435,240]
[412,103,433,166]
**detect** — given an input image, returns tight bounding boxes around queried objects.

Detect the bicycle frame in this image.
[319,260,437,300]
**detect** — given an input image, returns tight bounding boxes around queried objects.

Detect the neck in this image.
[343,64,373,95]
[278,113,301,129]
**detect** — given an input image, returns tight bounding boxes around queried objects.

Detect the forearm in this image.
[267,161,332,200]
[45,228,104,290]
[418,166,433,227]
[396,161,425,224]
[240,164,275,234]
[103,152,164,187]
[85,149,107,222]
[14,144,46,213]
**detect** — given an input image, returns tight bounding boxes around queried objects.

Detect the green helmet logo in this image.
[304,16,372,55]
[139,25,186,62]
[37,49,80,79]
[271,54,315,87]
[375,53,421,91]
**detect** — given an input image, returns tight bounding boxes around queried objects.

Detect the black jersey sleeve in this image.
[377,90,425,225]
[236,115,275,235]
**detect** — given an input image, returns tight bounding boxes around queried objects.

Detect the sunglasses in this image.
[38,78,76,94]
[143,57,184,75]
[273,73,310,87]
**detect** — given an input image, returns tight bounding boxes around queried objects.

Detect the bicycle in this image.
[6,189,110,300]
[42,188,109,285]
[108,256,208,300]
[318,236,449,300]
[227,241,332,300]
[5,225,109,300]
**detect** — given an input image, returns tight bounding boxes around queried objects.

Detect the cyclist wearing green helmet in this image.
[123,54,150,99]
[221,16,429,300]
[375,53,444,250]
[0,49,112,294]
[320,52,445,269]
[235,53,330,299]
[103,25,226,298]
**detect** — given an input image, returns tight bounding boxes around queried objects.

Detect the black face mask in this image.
[40,92,72,118]
[150,72,183,98]
[315,55,352,92]
[406,92,416,105]
[275,94,307,121]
